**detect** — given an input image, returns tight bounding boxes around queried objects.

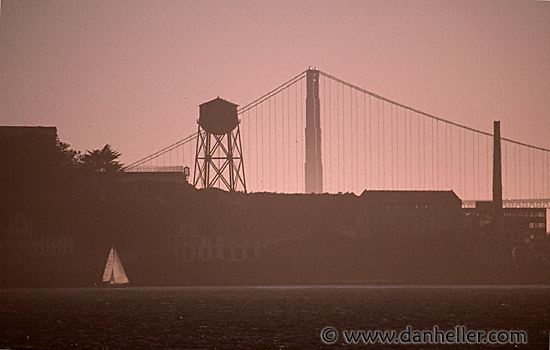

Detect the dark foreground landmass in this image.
[2,179,550,288]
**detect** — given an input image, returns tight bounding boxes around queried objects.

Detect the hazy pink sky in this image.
[1,0,549,164]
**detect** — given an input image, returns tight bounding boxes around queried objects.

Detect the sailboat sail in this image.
[102,246,129,285]
[102,247,115,283]
[112,249,129,284]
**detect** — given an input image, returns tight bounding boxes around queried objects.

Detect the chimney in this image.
[492,121,503,231]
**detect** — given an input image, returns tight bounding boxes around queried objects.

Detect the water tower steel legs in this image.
[305,69,323,193]
[193,124,247,192]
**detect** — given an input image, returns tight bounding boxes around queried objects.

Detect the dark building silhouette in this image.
[463,201,547,241]
[0,213,73,265]
[0,126,57,145]
[118,172,190,186]
[503,208,547,241]
[356,190,463,238]
[167,223,267,263]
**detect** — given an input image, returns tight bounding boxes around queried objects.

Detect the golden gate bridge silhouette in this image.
[123,68,550,208]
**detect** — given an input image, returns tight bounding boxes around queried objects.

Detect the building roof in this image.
[0,126,58,143]
[359,190,461,204]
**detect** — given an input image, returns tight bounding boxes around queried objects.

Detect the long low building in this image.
[356,190,463,238]
[0,213,74,261]
[463,201,547,241]
[167,223,268,263]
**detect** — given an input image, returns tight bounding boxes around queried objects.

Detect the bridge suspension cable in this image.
[125,67,550,204]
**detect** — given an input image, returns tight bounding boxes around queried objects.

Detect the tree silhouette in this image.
[81,144,124,175]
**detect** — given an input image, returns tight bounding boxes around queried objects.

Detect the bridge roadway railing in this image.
[462,199,550,209]
[125,166,186,173]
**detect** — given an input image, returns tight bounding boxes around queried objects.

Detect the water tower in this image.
[193,97,247,192]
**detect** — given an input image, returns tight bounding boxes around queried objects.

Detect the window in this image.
[235,249,243,259]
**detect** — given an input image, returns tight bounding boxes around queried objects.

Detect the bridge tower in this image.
[304,68,323,193]
[193,97,247,192]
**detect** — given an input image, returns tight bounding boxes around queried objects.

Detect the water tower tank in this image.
[198,97,239,135]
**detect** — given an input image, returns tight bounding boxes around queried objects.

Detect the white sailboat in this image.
[101,246,129,287]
